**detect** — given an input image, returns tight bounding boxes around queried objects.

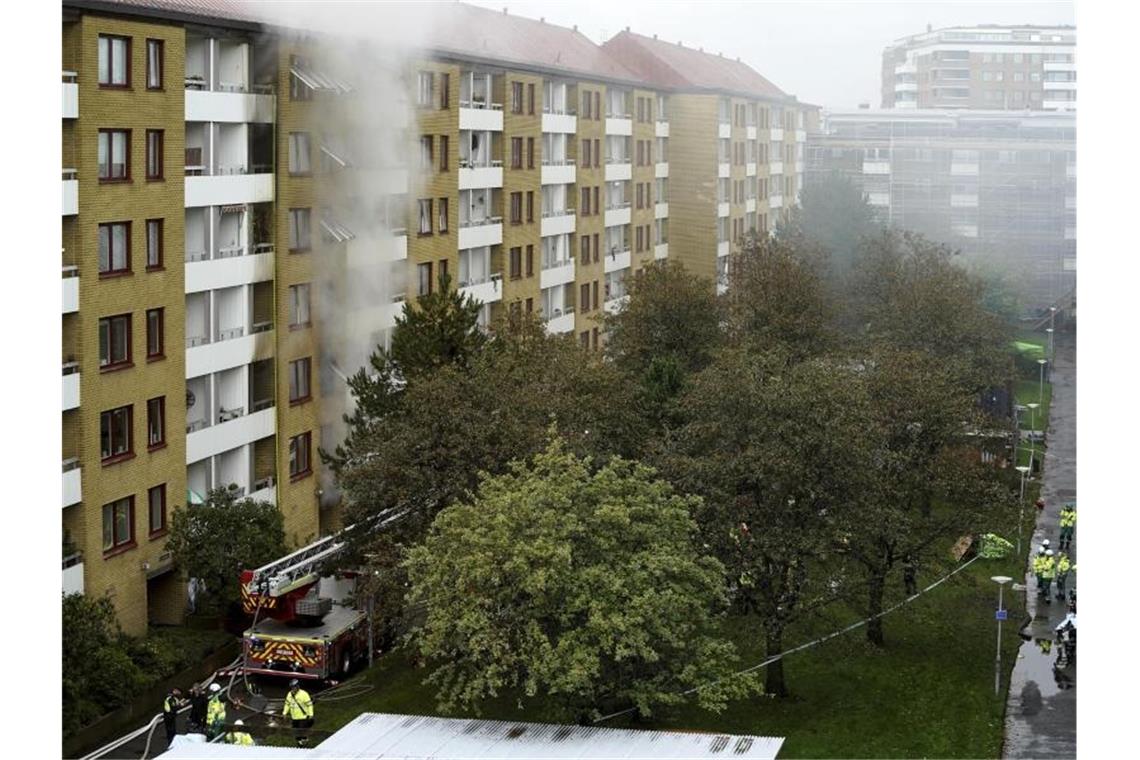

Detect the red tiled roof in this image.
[602,30,790,100]
[69,0,265,25]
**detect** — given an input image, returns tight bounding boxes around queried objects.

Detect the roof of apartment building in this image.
[602,29,792,102]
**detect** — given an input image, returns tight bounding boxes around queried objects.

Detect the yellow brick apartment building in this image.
[61,0,816,634]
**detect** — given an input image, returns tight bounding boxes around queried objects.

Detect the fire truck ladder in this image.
[245,506,409,597]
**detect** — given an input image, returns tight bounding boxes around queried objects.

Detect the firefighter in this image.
[1039,549,1056,603]
[1032,546,1046,593]
[162,687,184,745]
[1059,504,1076,551]
[1055,552,1073,600]
[283,679,315,747]
[205,683,226,741]
[225,719,255,746]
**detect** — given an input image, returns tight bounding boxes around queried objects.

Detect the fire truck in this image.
[238,507,409,681]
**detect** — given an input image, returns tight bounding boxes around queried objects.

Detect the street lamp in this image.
[1015,465,1031,556]
[992,575,1013,696]
[1037,358,1048,404]
[1046,327,1055,362]
[1026,402,1040,479]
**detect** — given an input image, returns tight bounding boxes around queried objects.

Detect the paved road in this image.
[1002,331,1076,759]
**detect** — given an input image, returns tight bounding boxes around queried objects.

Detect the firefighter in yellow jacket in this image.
[283,679,315,746]
[225,719,255,746]
[205,683,226,740]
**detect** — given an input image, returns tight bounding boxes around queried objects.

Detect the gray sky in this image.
[464,0,1075,109]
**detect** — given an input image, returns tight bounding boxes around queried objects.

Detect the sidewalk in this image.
[1002,331,1076,759]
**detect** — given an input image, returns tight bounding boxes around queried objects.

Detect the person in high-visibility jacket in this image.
[205,683,226,740]
[1054,552,1073,600]
[1039,550,1057,603]
[1059,504,1077,551]
[225,719,255,746]
[283,679,315,747]
[1032,547,1047,594]
[162,688,184,745]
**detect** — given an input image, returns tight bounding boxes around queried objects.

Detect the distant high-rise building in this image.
[881,25,1076,111]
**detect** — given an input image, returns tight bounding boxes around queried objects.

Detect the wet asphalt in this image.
[1002,330,1076,759]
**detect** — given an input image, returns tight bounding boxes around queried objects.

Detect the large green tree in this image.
[404,437,754,720]
[389,272,487,378]
[166,487,286,614]
[782,171,882,284]
[661,348,873,696]
[62,594,146,736]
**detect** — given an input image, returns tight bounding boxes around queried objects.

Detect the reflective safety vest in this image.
[1040,557,1056,579]
[1061,510,1076,528]
[226,731,254,746]
[1032,555,1045,574]
[206,695,226,725]
[163,694,179,715]
[283,689,314,721]
[1056,556,1072,575]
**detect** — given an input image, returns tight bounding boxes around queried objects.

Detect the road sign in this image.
[995,609,1008,621]
[1012,583,1027,591]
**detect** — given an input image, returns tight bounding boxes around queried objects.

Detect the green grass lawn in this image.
[306,548,1027,759]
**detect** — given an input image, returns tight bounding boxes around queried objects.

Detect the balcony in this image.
[718,163,730,179]
[249,478,277,505]
[950,162,979,177]
[185,88,275,123]
[795,129,807,142]
[62,71,78,118]
[459,273,503,306]
[382,295,408,327]
[655,121,669,138]
[746,125,757,140]
[654,243,668,260]
[63,362,80,411]
[540,259,575,290]
[769,161,784,175]
[717,240,731,258]
[655,162,669,179]
[604,248,631,274]
[185,328,275,379]
[604,160,632,182]
[863,161,890,175]
[717,202,730,218]
[185,244,274,293]
[62,459,82,508]
[185,171,273,208]
[1064,226,1076,241]
[745,198,756,214]
[542,112,577,134]
[605,116,633,136]
[62,169,78,216]
[770,127,784,141]
[604,204,632,228]
[716,122,731,140]
[603,295,629,315]
[459,103,504,131]
[546,309,575,335]
[63,553,84,595]
[62,266,79,313]
[746,162,757,177]
[186,405,276,465]
[457,217,503,250]
[769,195,784,209]
[540,160,576,186]
[655,202,668,219]
[458,162,504,190]
[950,194,979,208]
[540,209,576,238]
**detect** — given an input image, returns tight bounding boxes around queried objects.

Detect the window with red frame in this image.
[289,358,312,403]
[98,221,131,275]
[146,219,163,270]
[146,39,164,89]
[102,496,135,553]
[98,35,130,87]
[99,313,132,369]
[289,432,312,479]
[147,396,165,449]
[148,484,167,536]
[146,130,164,180]
[146,308,164,360]
[100,405,133,462]
[98,129,130,181]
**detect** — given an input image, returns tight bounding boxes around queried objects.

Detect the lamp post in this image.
[992,575,1013,695]
[1046,327,1055,363]
[1026,402,1040,478]
[1037,358,1048,404]
[1015,465,1031,556]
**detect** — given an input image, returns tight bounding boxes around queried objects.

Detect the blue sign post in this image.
[996,609,1008,621]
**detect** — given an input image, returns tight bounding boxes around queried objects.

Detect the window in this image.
[592,280,599,309]
[146,308,164,360]
[97,221,130,275]
[526,191,534,222]
[527,137,535,169]
[510,192,523,224]
[440,135,449,171]
[146,39,163,89]
[511,137,523,169]
[145,130,163,180]
[290,55,313,100]
[593,186,600,213]
[417,262,433,296]
[580,283,590,312]
[581,187,590,215]
[582,90,592,119]
[509,247,522,279]
[100,405,133,463]
[148,485,167,536]
[417,71,434,106]
[594,92,601,121]
[289,432,313,480]
[147,396,165,449]
[99,314,132,369]
[583,139,592,167]
[581,235,590,260]
[511,81,523,113]
[98,35,130,87]
[526,245,534,276]
[418,198,433,235]
[439,259,449,283]
[593,139,600,168]
[102,496,135,553]
[98,129,130,181]
[580,331,590,348]
[289,208,312,250]
[528,83,535,114]
[145,219,163,270]
[289,358,312,403]
[289,283,311,327]
[420,135,434,169]
[289,133,312,174]
[438,197,449,233]
[440,72,450,108]
[636,183,644,209]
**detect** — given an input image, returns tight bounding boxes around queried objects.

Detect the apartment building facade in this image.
[602,31,818,293]
[806,109,1076,313]
[62,0,810,634]
[881,25,1076,111]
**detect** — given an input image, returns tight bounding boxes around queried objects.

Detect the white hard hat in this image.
[234,719,244,726]
[1046,549,1054,556]
[1037,546,1046,554]
[209,683,221,693]
[1042,539,1050,546]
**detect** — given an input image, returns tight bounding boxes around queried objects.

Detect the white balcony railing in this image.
[62,266,79,313]
[63,169,78,215]
[63,362,80,411]
[62,71,78,118]
[62,458,82,508]
[63,553,84,594]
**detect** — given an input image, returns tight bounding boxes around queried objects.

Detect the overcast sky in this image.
[463,0,1075,109]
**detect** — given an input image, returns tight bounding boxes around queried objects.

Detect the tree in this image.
[404,437,754,720]
[782,171,881,284]
[166,487,287,614]
[724,231,834,361]
[62,594,146,736]
[660,348,873,696]
[389,272,487,378]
